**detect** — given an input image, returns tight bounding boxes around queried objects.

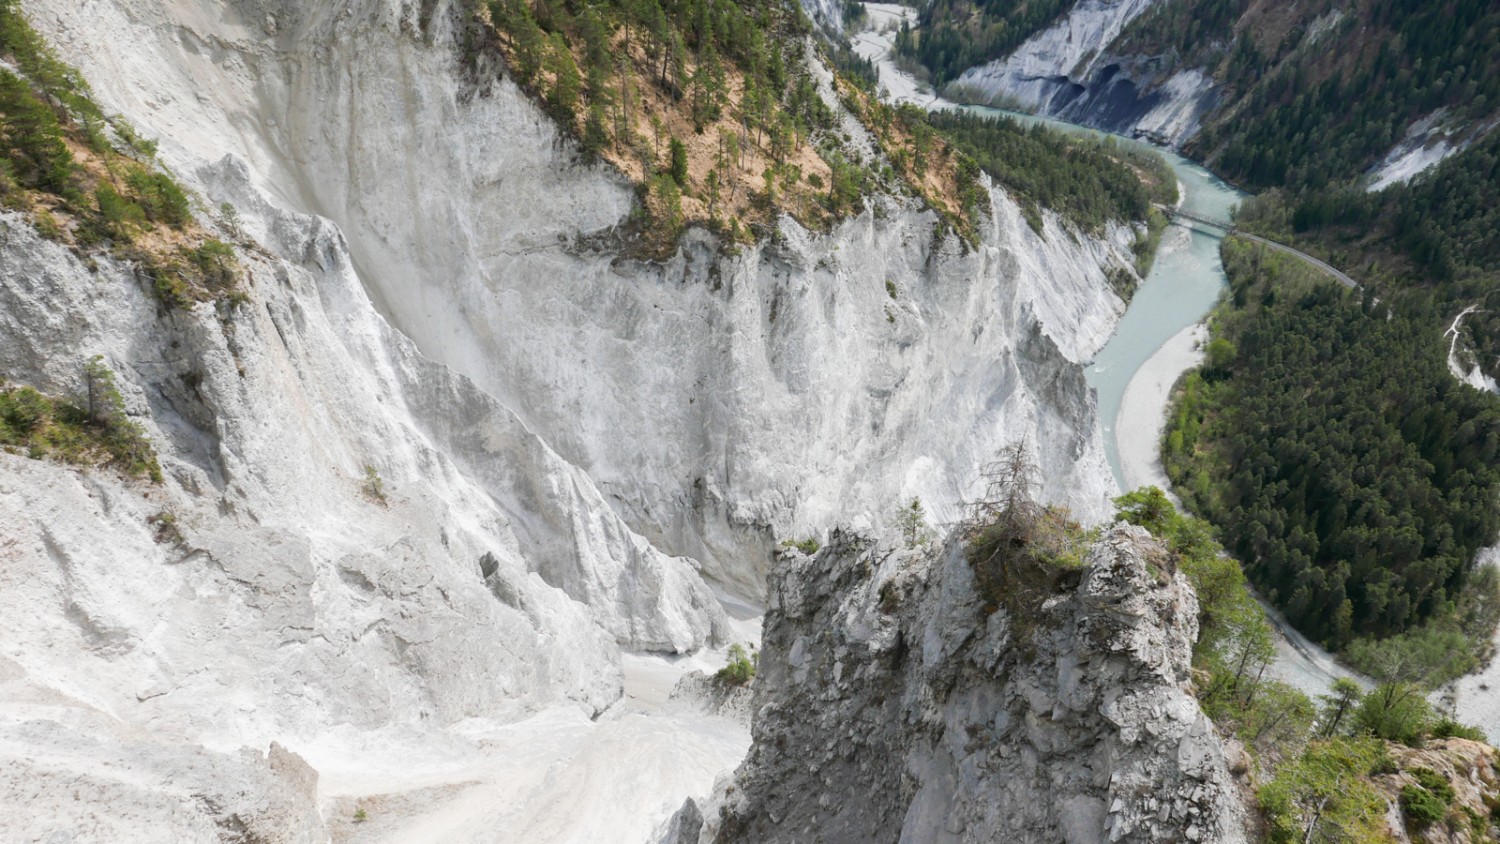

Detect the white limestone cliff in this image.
[0,0,1153,838]
[951,0,1218,148]
[30,0,1129,597]
[800,0,845,38]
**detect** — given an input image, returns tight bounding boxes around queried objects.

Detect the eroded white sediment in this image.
[799,0,844,37]
[0,203,634,839]
[943,0,1218,147]
[2,0,1137,837]
[955,0,1158,106]
[1370,139,1458,192]
[1453,544,1500,744]
[1367,110,1469,192]
[301,653,752,844]
[1117,323,1204,494]
[1446,306,1500,394]
[853,4,955,109]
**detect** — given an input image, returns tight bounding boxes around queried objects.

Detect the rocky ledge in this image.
[672,524,1247,843]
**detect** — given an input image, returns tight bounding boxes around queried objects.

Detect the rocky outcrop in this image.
[703,525,1247,843]
[670,671,755,725]
[1366,110,1498,192]
[952,0,1219,148]
[1375,739,1500,844]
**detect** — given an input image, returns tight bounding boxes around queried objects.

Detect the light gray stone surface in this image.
[0,0,1171,837]
[709,526,1248,843]
[29,0,1129,604]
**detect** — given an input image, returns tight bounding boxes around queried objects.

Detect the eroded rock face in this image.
[669,671,755,725]
[800,0,845,37]
[30,0,1127,606]
[709,525,1247,843]
[0,0,1144,836]
[953,0,1220,148]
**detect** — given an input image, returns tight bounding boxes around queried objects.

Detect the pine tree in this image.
[650,114,665,161]
[1318,678,1363,737]
[669,136,688,187]
[545,34,581,117]
[579,6,610,70]
[897,497,930,547]
[504,1,547,85]
[583,102,610,156]
[650,172,683,237]
[0,70,74,192]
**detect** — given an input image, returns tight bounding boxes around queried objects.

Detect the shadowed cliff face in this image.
[692,525,1246,844]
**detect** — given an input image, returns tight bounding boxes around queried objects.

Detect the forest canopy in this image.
[1122,0,1500,196]
[1164,237,1500,650]
[926,109,1176,237]
[1236,129,1500,385]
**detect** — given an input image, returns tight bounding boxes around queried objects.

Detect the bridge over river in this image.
[1160,206,1361,291]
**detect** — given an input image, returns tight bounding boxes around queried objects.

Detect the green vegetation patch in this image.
[1399,767,1456,827]
[480,0,877,249]
[0,0,102,126]
[1180,0,1500,194]
[924,110,1176,240]
[1113,487,1496,841]
[0,359,160,482]
[1258,736,1394,843]
[1114,486,1310,756]
[1238,130,1500,389]
[0,0,242,308]
[475,0,1170,256]
[716,642,756,686]
[1164,237,1500,659]
[780,536,821,555]
[962,444,1096,648]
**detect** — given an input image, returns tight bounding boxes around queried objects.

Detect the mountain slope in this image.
[941,0,1500,189]
[32,0,1137,592]
[0,0,1155,837]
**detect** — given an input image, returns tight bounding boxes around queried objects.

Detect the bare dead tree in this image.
[963,439,1042,542]
[961,439,1051,600]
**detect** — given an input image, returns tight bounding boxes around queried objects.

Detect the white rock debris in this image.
[1445,305,1500,395]
[1364,110,1497,192]
[800,0,845,38]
